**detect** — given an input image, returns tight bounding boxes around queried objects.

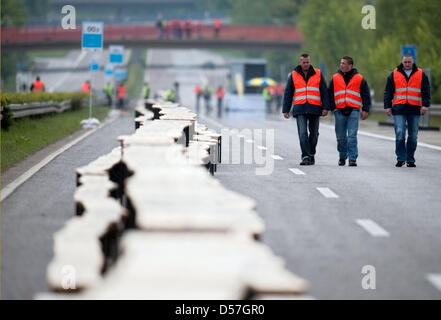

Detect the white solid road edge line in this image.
[1,117,116,202]
[289,168,306,175]
[356,219,390,237]
[426,274,441,292]
[316,187,339,198]
[321,124,441,151]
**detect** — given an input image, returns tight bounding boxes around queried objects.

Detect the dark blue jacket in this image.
[384,63,430,115]
[282,65,330,117]
[328,68,371,112]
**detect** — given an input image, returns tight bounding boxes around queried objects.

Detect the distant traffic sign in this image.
[82,22,103,51]
[401,45,417,63]
[109,45,124,64]
[105,64,114,76]
[89,58,100,71]
[115,68,127,80]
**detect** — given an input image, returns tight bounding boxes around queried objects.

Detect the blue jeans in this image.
[334,109,359,161]
[296,114,320,159]
[393,114,420,163]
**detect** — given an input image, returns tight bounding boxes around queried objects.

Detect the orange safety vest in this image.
[392,68,422,107]
[195,86,201,95]
[216,88,225,99]
[292,68,322,106]
[117,86,126,99]
[81,82,90,94]
[332,73,363,109]
[32,80,44,92]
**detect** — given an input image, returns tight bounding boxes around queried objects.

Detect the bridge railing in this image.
[1,24,303,46]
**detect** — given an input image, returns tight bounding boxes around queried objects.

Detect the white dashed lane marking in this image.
[257,146,267,150]
[356,219,390,237]
[289,168,305,175]
[426,274,441,292]
[316,187,339,198]
[271,155,284,160]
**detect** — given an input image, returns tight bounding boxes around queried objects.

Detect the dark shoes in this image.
[395,161,405,167]
[348,160,357,167]
[338,158,346,166]
[300,157,314,166]
[396,161,416,167]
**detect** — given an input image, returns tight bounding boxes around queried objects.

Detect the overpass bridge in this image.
[1,24,303,52]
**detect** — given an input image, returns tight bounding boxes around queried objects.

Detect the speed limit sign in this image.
[82,22,103,51]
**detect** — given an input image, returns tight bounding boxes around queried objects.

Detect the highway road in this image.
[31,48,131,93]
[147,48,441,299]
[2,48,441,299]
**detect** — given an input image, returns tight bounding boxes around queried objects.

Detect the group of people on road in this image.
[156,17,221,40]
[81,80,126,110]
[262,83,284,113]
[283,53,430,167]
[194,84,225,118]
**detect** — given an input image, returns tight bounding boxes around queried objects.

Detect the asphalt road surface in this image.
[2,48,441,299]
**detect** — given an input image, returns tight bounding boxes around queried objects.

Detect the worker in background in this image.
[143,82,150,99]
[262,86,273,113]
[216,85,225,118]
[103,82,113,107]
[275,83,284,112]
[163,20,169,39]
[195,20,202,39]
[30,76,45,92]
[184,19,192,39]
[156,14,164,39]
[165,89,176,102]
[195,85,202,113]
[81,80,91,94]
[213,18,221,38]
[117,83,126,111]
[173,81,180,103]
[203,85,213,113]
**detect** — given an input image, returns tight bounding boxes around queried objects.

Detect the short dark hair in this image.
[342,56,354,66]
[300,53,310,59]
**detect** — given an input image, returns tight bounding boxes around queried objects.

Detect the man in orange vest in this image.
[117,83,126,110]
[282,53,330,166]
[328,56,371,167]
[384,53,430,167]
[30,76,45,92]
[213,18,221,38]
[81,80,91,94]
[216,85,225,118]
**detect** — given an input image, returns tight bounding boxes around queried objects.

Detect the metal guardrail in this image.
[9,100,72,118]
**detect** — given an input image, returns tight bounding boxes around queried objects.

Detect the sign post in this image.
[109,45,124,64]
[81,22,103,129]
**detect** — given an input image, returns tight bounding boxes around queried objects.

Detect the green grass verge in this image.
[126,49,147,99]
[1,105,110,172]
[27,50,69,59]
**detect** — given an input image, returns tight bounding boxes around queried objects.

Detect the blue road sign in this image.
[401,45,417,63]
[105,64,114,76]
[82,22,103,51]
[109,45,124,64]
[115,68,127,80]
